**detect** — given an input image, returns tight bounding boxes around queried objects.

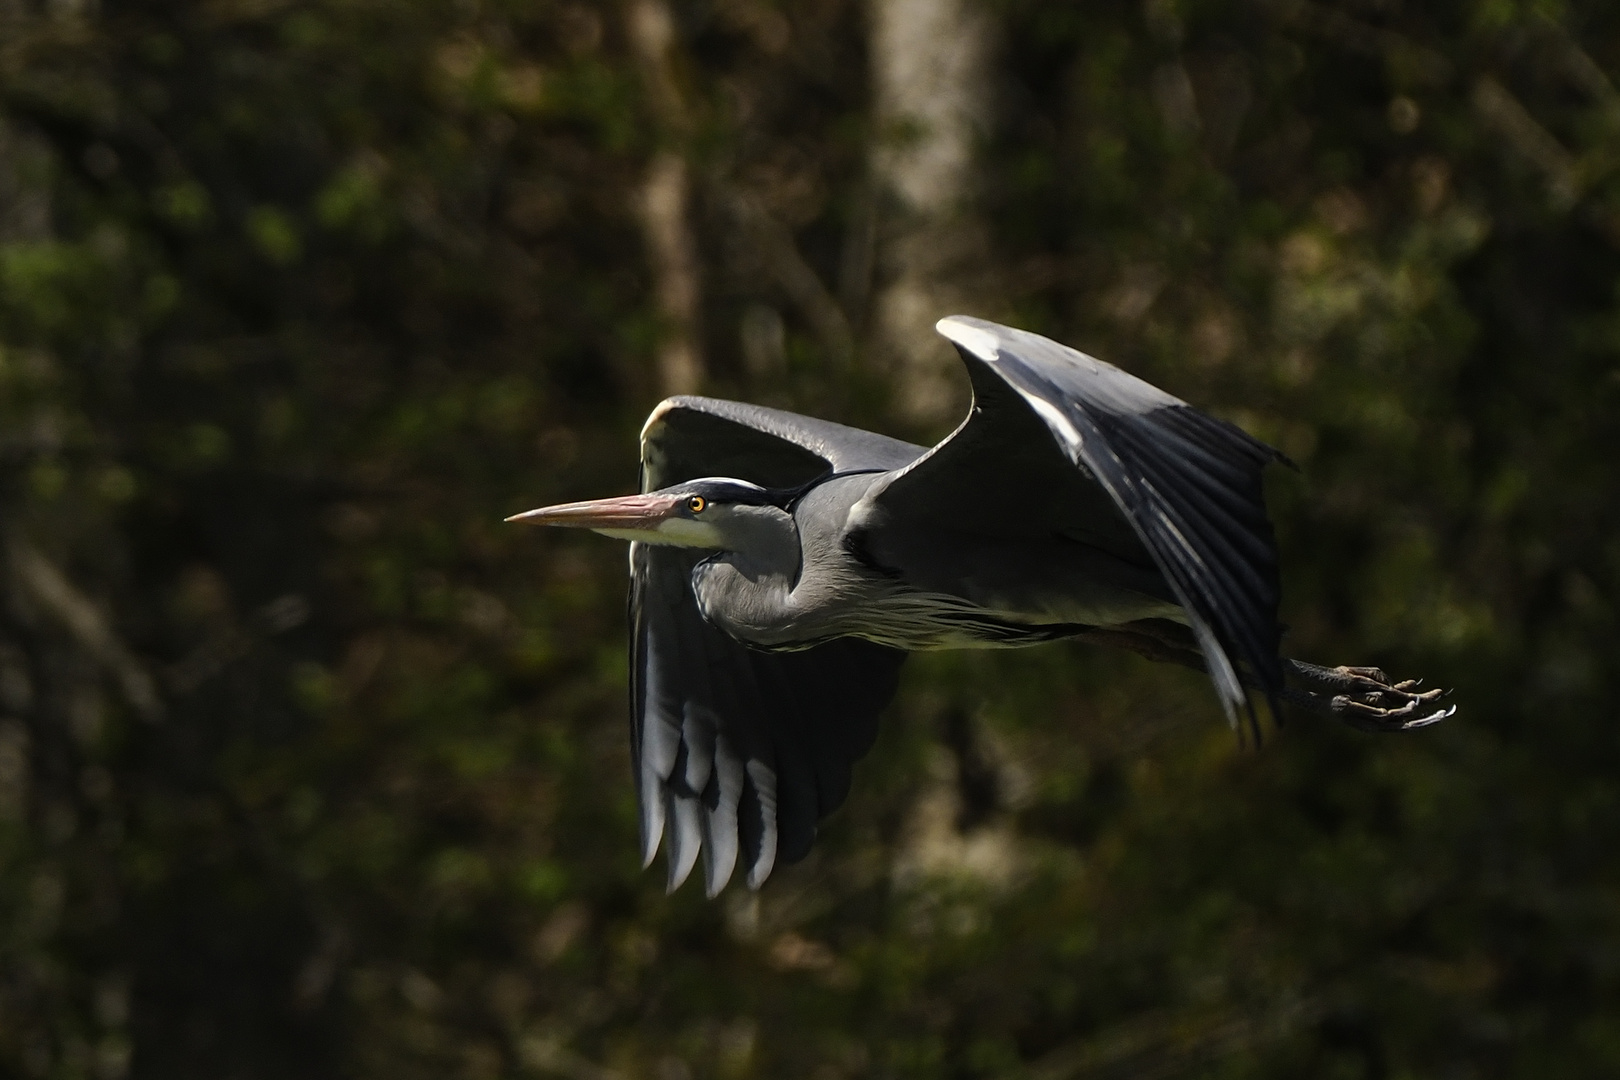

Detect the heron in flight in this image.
[509,317,1451,897]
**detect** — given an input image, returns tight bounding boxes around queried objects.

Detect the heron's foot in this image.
[1281,660,1454,733]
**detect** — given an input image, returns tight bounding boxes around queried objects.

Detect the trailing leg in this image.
[1083,621,1454,733]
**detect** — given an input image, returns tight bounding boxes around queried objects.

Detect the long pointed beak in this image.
[505,492,681,530]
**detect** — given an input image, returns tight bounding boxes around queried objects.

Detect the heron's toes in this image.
[1329,693,1456,732]
[1281,659,1454,732]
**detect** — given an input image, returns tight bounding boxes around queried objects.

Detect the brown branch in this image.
[1535,14,1620,114]
[721,188,854,367]
[1018,996,1326,1080]
[517,1033,627,1080]
[6,536,164,722]
[167,593,310,694]
[1281,2,1453,85]
[1472,76,1581,207]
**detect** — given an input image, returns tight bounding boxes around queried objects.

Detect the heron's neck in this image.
[728,504,802,579]
[690,506,802,645]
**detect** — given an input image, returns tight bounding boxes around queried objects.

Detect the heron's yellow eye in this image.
[687,495,707,513]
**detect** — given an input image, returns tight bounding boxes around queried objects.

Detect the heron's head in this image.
[506,478,790,550]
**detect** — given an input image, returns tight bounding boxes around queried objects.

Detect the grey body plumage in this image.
[693,469,1180,653]
[509,316,1453,897]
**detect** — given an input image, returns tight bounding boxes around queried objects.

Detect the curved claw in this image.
[1281,659,1455,734]
[1404,704,1456,729]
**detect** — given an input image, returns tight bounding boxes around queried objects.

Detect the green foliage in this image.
[2,0,1619,1078]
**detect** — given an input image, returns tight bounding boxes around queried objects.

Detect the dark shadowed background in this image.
[2,0,1618,1076]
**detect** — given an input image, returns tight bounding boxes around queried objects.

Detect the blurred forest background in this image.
[2,0,1619,1076]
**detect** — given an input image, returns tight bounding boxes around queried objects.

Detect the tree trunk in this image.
[628,0,705,398]
[868,0,994,422]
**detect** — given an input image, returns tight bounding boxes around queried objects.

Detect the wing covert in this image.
[641,395,922,491]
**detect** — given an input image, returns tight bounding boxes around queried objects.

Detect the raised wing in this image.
[641,395,922,491]
[632,397,919,894]
[875,316,1289,730]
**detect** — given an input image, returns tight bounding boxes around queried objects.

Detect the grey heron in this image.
[509,316,1452,896]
